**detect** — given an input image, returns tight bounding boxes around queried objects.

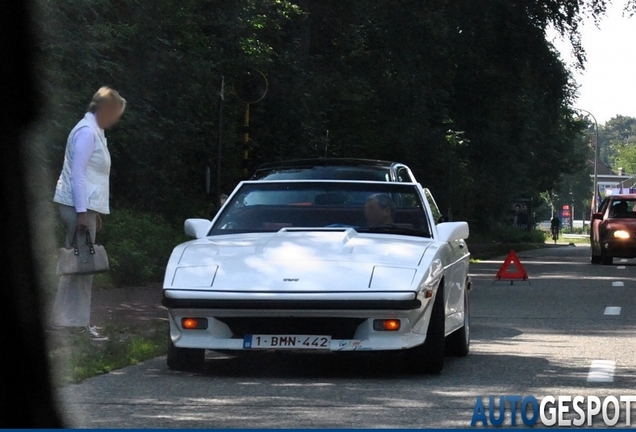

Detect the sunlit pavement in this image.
[57,245,636,428]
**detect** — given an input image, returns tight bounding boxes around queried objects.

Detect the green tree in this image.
[603,116,636,174]
[32,0,623,231]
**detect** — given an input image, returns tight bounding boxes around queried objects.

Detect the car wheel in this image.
[600,247,614,266]
[446,289,470,357]
[591,243,602,264]
[406,284,445,374]
[167,340,205,371]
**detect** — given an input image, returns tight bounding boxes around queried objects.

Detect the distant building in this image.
[588,158,634,196]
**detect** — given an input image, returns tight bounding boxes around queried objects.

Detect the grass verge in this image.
[468,242,561,261]
[49,322,169,384]
[468,228,589,261]
[556,236,590,245]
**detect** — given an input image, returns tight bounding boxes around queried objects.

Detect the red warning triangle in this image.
[495,250,529,281]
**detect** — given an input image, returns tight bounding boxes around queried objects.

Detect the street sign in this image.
[562,205,571,218]
[233,69,268,103]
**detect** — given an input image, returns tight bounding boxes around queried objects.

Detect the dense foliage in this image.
[602,116,636,174]
[34,0,628,231]
[96,209,186,285]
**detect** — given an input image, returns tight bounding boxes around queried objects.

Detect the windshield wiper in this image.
[355,224,429,237]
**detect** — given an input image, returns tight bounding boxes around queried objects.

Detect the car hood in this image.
[165,229,433,292]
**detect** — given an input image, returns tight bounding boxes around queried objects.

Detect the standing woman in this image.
[50,86,126,340]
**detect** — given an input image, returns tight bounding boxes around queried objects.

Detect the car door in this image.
[592,198,610,251]
[422,187,467,333]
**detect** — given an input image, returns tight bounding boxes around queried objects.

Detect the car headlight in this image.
[613,230,630,239]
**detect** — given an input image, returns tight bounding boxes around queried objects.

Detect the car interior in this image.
[609,200,636,218]
[216,205,431,236]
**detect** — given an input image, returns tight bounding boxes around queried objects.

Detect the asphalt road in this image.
[56,245,636,428]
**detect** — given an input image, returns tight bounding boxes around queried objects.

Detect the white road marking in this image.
[604,307,621,315]
[587,360,616,383]
[612,281,624,287]
[617,266,627,269]
[620,259,628,262]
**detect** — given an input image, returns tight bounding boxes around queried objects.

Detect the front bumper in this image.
[166,292,432,352]
[602,239,636,257]
[162,297,421,310]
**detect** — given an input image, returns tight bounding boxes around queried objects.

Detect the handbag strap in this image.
[71,230,79,256]
[86,230,96,255]
[72,228,96,255]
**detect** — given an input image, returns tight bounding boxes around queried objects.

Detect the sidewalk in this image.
[90,283,167,328]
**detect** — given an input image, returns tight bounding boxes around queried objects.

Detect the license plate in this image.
[243,334,331,350]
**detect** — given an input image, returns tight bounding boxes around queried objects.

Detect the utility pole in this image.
[233,69,268,179]
[242,104,250,177]
[217,75,225,208]
[574,108,599,212]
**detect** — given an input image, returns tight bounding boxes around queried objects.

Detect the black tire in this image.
[446,289,470,357]
[167,340,205,371]
[406,284,445,374]
[600,247,613,266]
[591,244,601,264]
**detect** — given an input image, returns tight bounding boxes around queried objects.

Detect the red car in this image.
[591,194,636,265]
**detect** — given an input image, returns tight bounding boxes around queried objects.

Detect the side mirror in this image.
[437,221,469,242]
[591,212,603,221]
[184,218,211,239]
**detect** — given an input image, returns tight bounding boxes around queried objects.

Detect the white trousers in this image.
[50,205,97,327]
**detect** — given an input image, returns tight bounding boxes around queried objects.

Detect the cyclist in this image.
[550,215,561,243]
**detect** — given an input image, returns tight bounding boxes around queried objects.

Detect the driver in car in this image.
[612,200,629,217]
[364,193,396,227]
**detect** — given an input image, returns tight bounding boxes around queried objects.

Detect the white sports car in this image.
[163,180,471,373]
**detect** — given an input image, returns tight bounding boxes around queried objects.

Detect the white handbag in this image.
[56,229,110,276]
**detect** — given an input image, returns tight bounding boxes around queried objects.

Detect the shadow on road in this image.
[470,324,523,340]
[163,350,636,390]
[195,351,429,379]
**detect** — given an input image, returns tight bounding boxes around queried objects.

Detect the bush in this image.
[97,209,186,286]
[490,225,546,244]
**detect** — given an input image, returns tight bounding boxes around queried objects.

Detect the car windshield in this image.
[209,181,430,237]
[253,166,391,181]
[609,199,636,218]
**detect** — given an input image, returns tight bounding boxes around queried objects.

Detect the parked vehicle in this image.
[163,179,471,374]
[591,194,636,265]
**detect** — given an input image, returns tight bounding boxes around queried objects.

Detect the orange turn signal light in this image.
[373,319,401,331]
[181,317,208,330]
